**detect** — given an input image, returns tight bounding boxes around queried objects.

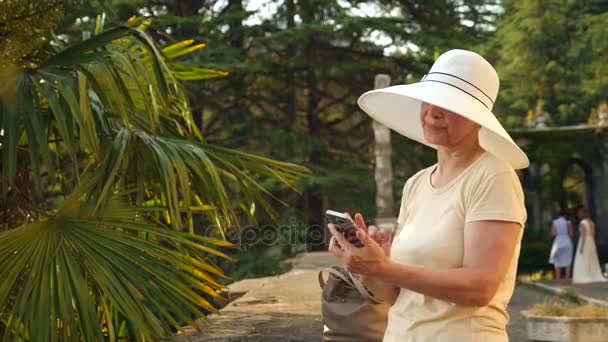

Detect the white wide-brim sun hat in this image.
[358,49,529,170]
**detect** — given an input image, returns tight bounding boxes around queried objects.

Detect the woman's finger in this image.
[381,229,392,244]
[328,223,351,249]
[356,228,374,247]
[354,213,367,231]
[328,236,343,255]
[329,235,343,249]
[380,230,392,255]
[368,225,379,241]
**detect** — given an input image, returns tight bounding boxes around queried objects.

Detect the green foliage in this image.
[0,9,308,340]
[485,0,608,126]
[65,1,498,261]
[0,15,307,232]
[186,0,486,231]
[0,0,65,65]
[512,128,607,213]
[221,246,288,282]
[518,228,553,274]
[0,174,233,340]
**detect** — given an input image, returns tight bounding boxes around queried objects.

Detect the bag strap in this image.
[318,266,355,289]
[318,266,384,304]
[348,272,384,304]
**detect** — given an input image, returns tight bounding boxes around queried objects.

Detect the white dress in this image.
[549,217,573,267]
[572,218,607,284]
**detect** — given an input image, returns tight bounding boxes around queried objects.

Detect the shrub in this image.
[518,228,553,274]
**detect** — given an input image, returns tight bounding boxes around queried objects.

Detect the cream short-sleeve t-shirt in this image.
[383,152,526,342]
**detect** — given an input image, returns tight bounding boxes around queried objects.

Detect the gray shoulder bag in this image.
[319,265,391,342]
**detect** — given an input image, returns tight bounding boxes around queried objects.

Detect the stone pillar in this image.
[527,162,543,231]
[372,74,396,230]
[593,163,608,242]
[592,140,608,264]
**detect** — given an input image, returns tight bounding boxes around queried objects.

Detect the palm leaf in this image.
[0,177,232,340]
[0,16,310,340]
[170,64,230,80]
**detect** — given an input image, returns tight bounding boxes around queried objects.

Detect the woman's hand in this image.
[353,213,392,257]
[328,213,392,276]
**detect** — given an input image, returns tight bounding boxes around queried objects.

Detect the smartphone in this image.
[325,210,364,248]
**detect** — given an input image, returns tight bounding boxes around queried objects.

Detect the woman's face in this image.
[420,103,481,147]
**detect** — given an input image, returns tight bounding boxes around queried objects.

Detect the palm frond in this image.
[92,128,309,232]
[0,177,232,340]
[0,16,310,340]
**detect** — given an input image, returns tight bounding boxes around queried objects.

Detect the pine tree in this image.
[487,0,608,126]
[90,0,494,248]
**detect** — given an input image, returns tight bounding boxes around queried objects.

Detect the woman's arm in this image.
[550,224,556,237]
[378,220,520,306]
[330,220,522,307]
[359,274,400,304]
[568,222,575,238]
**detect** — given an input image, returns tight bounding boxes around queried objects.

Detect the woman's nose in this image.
[429,109,443,119]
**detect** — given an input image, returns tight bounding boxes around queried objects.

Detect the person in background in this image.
[549,209,574,285]
[572,208,607,284]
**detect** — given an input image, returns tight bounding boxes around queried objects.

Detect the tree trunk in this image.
[227,0,244,50]
[301,2,324,250]
[225,0,247,132]
[305,70,324,251]
[285,0,296,126]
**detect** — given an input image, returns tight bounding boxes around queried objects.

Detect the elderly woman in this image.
[328,50,528,341]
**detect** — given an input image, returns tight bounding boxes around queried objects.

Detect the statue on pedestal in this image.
[534,101,550,128]
[526,109,536,128]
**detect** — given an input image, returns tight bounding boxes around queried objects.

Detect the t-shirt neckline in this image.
[427,151,488,193]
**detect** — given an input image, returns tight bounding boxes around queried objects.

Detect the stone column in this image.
[372,74,396,230]
[527,162,543,231]
[592,140,608,264]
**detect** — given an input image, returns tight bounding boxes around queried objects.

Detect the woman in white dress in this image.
[549,211,574,284]
[572,208,607,284]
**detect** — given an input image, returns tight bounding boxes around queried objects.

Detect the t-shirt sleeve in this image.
[465,171,527,227]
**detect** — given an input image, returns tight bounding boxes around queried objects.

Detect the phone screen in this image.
[325,210,364,248]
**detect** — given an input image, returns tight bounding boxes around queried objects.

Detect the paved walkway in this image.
[506,285,554,342]
[174,253,333,341]
[173,253,606,341]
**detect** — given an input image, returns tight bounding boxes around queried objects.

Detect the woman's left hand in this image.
[328,223,389,276]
